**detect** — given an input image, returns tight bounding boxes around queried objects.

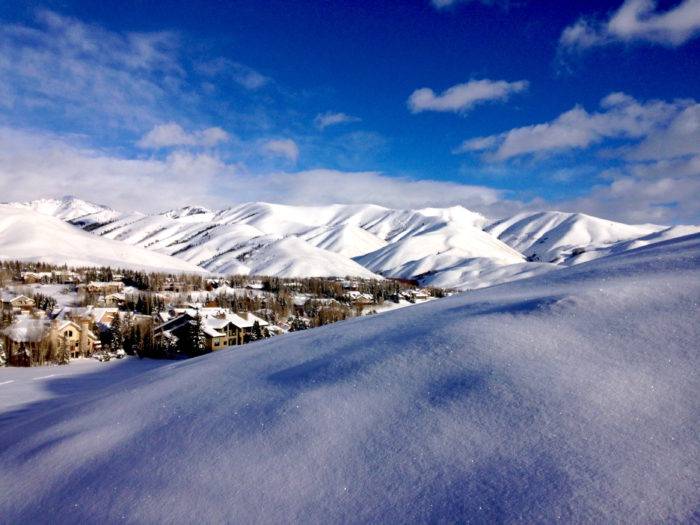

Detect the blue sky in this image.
[0,0,699,223]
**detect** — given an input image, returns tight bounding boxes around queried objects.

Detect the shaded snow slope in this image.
[1,234,698,522]
[0,205,206,273]
[486,210,663,264]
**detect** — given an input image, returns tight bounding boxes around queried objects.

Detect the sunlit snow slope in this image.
[1,233,698,522]
[10,197,700,286]
[0,205,205,273]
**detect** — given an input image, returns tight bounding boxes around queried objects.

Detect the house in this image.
[164,280,193,293]
[155,308,270,352]
[103,292,126,307]
[344,290,374,305]
[1,293,35,314]
[1,315,99,366]
[21,271,52,284]
[1,315,49,367]
[84,281,125,295]
[52,270,81,284]
[50,319,101,359]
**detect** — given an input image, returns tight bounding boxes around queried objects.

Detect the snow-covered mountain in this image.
[2,232,698,522]
[0,205,205,273]
[9,196,122,225]
[6,196,699,287]
[486,211,662,263]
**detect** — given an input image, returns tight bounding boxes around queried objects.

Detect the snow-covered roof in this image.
[2,315,48,342]
[0,293,33,304]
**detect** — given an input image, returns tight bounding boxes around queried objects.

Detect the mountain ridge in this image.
[6,196,699,287]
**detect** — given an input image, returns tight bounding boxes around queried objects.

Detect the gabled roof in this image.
[0,293,33,304]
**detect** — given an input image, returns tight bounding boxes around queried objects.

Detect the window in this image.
[67,330,73,337]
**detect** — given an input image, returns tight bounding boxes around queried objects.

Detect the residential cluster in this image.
[0,261,444,367]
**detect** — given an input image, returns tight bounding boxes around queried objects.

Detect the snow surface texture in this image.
[0,357,169,415]
[7,197,700,288]
[0,205,205,273]
[1,233,698,522]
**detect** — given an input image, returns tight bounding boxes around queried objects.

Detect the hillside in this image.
[0,205,205,273]
[7,197,700,287]
[1,233,698,522]
[485,211,665,263]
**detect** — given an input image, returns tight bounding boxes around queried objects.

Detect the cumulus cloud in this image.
[626,104,700,160]
[261,139,300,162]
[314,112,362,130]
[408,79,528,114]
[556,170,700,224]
[560,0,700,50]
[0,127,234,212]
[458,92,687,160]
[137,123,230,149]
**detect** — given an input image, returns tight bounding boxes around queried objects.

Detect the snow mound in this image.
[1,233,698,522]
[0,205,206,274]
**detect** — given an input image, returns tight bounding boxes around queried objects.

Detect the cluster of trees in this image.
[30,292,57,312]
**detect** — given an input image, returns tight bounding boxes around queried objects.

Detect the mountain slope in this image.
[1,233,698,522]
[77,200,522,283]
[485,211,664,264]
[0,205,205,273]
[10,197,700,287]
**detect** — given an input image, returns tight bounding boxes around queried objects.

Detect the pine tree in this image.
[251,320,263,341]
[58,333,71,365]
[192,312,207,356]
[110,314,123,353]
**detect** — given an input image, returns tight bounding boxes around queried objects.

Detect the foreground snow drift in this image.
[1,234,699,522]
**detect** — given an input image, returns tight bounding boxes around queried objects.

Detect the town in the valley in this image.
[0,261,444,367]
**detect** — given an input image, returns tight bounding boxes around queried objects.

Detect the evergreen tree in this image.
[58,333,71,365]
[289,316,308,332]
[110,314,123,353]
[251,320,263,341]
[190,312,207,356]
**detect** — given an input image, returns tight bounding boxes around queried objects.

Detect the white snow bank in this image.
[0,233,698,522]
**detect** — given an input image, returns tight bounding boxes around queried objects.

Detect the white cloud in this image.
[408,79,528,114]
[137,123,230,149]
[0,126,234,212]
[0,10,183,130]
[0,126,522,218]
[0,9,271,139]
[458,93,684,160]
[626,104,700,160]
[261,139,300,163]
[431,0,502,9]
[196,57,269,90]
[314,112,362,130]
[561,0,700,50]
[556,170,700,224]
